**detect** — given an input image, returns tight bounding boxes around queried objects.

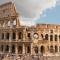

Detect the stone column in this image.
[58,46,59,53]
[58,30,59,53]
[16,31,18,41]
[49,29,50,53]
[38,46,40,55]
[9,32,12,53]
[5,21,8,27]
[23,44,25,54]
[3,45,5,53]
[15,31,18,54]
[53,46,55,53]
[31,43,33,55]
[0,32,1,40]
[4,32,6,40]
[15,44,18,54]
[10,20,13,28]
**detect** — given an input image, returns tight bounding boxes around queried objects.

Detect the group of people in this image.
[0,53,44,60]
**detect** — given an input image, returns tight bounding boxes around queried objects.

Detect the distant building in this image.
[0,2,60,56]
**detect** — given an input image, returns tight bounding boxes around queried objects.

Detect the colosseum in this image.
[0,1,60,60]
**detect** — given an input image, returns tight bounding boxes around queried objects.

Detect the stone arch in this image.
[18,32,23,39]
[18,46,22,54]
[8,21,10,27]
[55,45,58,52]
[6,33,9,39]
[40,46,45,53]
[11,45,15,53]
[12,32,16,40]
[50,46,54,53]
[50,35,53,41]
[13,20,16,25]
[45,34,48,40]
[27,46,31,53]
[2,33,4,39]
[1,45,4,52]
[5,45,9,52]
[55,35,57,41]
[34,46,38,54]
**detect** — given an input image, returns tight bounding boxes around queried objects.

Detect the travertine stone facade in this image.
[0,2,60,56]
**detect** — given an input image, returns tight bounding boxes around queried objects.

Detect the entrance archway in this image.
[12,45,15,53]
[27,46,30,53]
[40,46,45,53]
[18,46,22,54]
[34,46,38,54]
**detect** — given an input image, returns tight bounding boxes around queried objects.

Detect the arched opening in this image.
[50,35,53,41]
[59,35,60,40]
[50,30,53,33]
[27,46,30,53]
[6,33,9,40]
[18,32,23,39]
[27,33,31,39]
[45,34,48,40]
[8,21,10,27]
[2,33,4,40]
[12,32,16,40]
[40,46,45,53]
[50,46,54,53]
[59,46,60,52]
[18,46,22,54]
[41,34,43,38]
[55,35,57,41]
[34,46,38,54]
[11,45,15,53]
[5,45,9,53]
[55,45,58,52]
[1,45,3,52]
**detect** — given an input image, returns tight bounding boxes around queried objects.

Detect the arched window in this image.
[50,30,53,33]
[18,46,22,54]
[55,46,58,52]
[41,34,43,38]
[34,46,38,54]
[28,33,31,39]
[50,35,53,41]
[50,46,53,53]
[6,33,9,40]
[45,34,48,40]
[59,46,60,52]
[1,45,3,52]
[18,32,23,39]
[12,32,16,39]
[2,33,4,39]
[55,35,57,41]
[59,35,60,40]
[12,45,15,53]
[27,46,30,53]
[5,45,9,52]
[40,46,45,53]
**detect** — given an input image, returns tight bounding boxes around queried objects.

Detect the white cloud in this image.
[0,0,59,26]
[14,0,59,26]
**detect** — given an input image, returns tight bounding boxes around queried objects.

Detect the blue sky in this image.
[0,0,60,26]
[37,5,60,24]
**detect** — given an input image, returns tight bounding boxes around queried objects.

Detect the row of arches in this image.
[41,34,60,41]
[34,45,60,54]
[0,20,16,28]
[0,45,31,54]
[0,45,15,53]
[0,32,23,40]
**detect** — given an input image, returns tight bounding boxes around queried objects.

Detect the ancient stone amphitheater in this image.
[0,1,60,60]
